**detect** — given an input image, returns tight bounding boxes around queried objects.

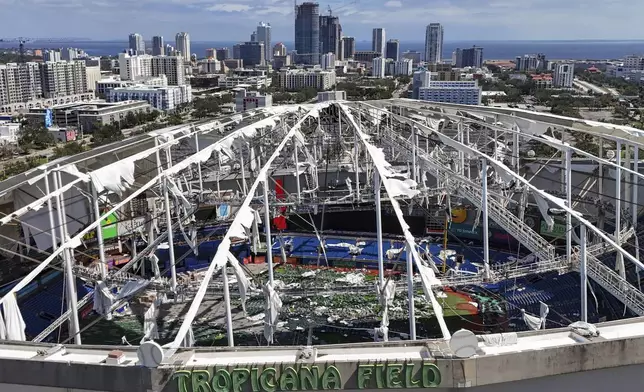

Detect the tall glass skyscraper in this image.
[175,32,191,62]
[152,36,164,56]
[424,23,443,64]
[319,14,342,60]
[295,2,320,65]
[128,33,145,55]
[256,22,272,62]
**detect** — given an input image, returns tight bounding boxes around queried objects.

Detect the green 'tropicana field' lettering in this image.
[173,363,441,392]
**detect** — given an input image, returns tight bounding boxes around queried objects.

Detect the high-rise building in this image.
[372,28,386,57]
[321,53,336,70]
[385,39,399,61]
[403,50,422,66]
[256,22,272,62]
[129,33,145,54]
[273,43,287,57]
[320,14,342,60]
[394,59,414,76]
[553,63,574,88]
[233,44,241,60]
[418,80,481,105]
[175,32,191,62]
[424,23,443,64]
[40,61,88,98]
[239,42,265,67]
[61,48,77,61]
[152,36,164,56]
[453,46,483,68]
[412,67,431,99]
[0,63,42,106]
[295,2,320,65]
[43,50,61,62]
[342,36,355,59]
[216,48,230,61]
[250,31,257,43]
[118,53,186,86]
[205,48,216,59]
[372,57,386,78]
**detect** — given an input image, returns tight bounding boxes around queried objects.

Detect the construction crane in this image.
[0,37,59,63]
[0,37,33,63]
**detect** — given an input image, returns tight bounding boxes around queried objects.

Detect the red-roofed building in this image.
[587,66,600,74]
[530,74,553,89]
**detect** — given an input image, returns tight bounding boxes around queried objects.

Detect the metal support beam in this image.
[565,147,572,264]
[406,245,416,341]
[481,159,491,280]
[580,224,588,323]
[163,177,178,291]
[222,264,234,347]
[53,171,81,345]
[91,184,107,279]
[375,172,384,287]
[263,178,274,285]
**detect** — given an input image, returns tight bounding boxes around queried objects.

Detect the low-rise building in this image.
[234,87,272,112]
[218,76,269,90]
[277,69,336,91]
[96,75,168,96]
[317,91,346,102]
[531,74,553,89]
[198,59,222,74]
[107,84,192,111]
[0,121,19,144]
[25,100,152,133]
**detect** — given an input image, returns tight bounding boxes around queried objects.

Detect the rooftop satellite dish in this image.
[527,150,535,158]
[606,150,616,160]
[137,340,164,368]
[449,329,478,358]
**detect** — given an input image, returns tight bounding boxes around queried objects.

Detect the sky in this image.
[1,0,643,41]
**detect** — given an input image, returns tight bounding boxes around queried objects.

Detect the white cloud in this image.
[384,0,402,7]
[206,3,250,12]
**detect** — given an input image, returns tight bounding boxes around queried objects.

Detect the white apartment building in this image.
[321,53,336,70]
[394,58,414,76]
[0,62,42,106]
[418,80,481,105]
[622,55,644,70]
[277,69,336,91]
[86,66,102,93]
[107,84,192,111]
[553,63,574,88]
[40,61,88,98]
[234,87,272,112]
[372,57,386,78]
[118,53,186,85]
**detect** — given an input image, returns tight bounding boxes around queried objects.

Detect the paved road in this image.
[393,82,411,98]
[574,78,618,96]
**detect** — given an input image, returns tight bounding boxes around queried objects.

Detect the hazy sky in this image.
[1,0,642,41]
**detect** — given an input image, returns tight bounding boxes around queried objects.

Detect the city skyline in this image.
[1,0,643,41]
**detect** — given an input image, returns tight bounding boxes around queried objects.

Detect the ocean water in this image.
[2,39,644,61]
